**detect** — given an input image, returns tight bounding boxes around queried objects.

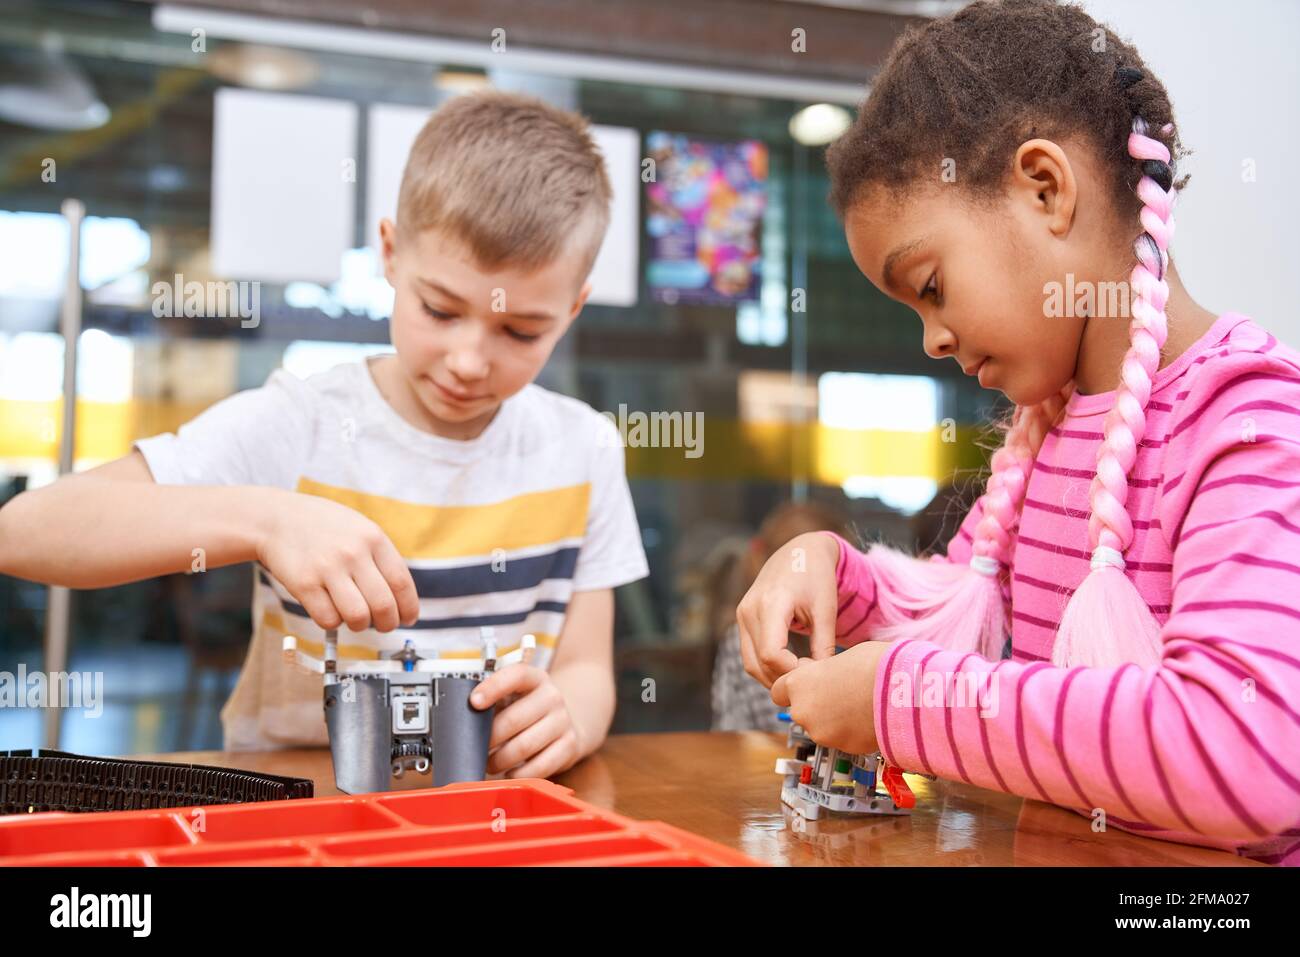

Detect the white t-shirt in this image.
[134,356,649,750]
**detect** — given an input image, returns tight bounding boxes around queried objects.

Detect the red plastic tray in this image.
[0,778,762,866]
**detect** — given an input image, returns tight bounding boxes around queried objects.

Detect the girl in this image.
[737,0,1300,865]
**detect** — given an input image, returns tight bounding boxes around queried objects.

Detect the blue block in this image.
[853,766,876,787]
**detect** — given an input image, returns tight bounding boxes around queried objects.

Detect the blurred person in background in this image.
[709,500,849,731]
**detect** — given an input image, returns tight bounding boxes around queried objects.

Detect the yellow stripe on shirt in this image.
[434,633,559,659]
[294,477,590,560]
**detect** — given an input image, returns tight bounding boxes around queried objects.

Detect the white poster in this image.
[587,124,640,308]
[211,88,358,284]
[364,103,431,252]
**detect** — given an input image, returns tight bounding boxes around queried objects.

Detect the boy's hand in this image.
[736,530,841,688]
[256,492,420,633]
[471,664,581,779]
[770,640,893,755]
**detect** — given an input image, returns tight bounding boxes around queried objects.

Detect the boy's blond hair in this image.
[396,90,611,283]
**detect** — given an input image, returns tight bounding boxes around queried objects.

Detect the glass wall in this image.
[0,0,1008,752]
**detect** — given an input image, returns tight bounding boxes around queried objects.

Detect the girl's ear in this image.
[1011,138,1077,238]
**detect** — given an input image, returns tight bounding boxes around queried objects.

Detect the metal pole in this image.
[42,197,84,749]
[790,141,809,502]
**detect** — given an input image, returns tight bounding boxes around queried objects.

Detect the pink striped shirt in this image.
[834,311,1300,865]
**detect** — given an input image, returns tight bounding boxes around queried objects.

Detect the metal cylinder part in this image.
[324,677,391,795]
[431,677,493,786]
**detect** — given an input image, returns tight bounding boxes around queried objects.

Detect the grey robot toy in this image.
[283,627,535,794]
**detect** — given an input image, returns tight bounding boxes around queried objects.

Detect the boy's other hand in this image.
[255,492,420,633]
[472,664,580,779]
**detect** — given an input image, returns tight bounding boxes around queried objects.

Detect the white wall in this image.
[1083,0,1300,345]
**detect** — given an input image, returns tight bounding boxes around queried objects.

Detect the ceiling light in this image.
[207,43,320,91]
[789,103,852,146]
[434,69,489,95]
[0,40,110,131]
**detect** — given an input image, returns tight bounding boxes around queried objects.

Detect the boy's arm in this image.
[473,588,615,778]
[0,450,419,632]
[474,408,642,774]
[548,587,616,760]
[0,369,310,590]
[0,450,278,588]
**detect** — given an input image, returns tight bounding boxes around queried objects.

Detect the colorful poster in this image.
[645,132,768,305]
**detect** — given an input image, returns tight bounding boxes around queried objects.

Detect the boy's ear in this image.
[379,218,399,285]
[567,279,593,324]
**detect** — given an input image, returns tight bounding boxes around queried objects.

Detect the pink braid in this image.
[1051,114,1176,668]
[1088,122,1175,554]
[971,390,1071,565]
[865,386,1070,658]
[971,419,1030,566]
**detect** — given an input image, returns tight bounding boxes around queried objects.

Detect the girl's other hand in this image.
[736,530,841,688]
[770,640,892,755]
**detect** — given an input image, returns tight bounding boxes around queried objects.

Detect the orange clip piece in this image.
[880,765,915,809]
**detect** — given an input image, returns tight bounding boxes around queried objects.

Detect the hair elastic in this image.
[1089,545,1126,571]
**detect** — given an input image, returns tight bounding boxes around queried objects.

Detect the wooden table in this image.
[135,731,1261,866]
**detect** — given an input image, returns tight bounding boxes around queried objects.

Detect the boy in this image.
[0,91,648,779]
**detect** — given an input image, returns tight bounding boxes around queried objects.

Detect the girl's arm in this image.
[872,353,1300,855]
[827,495,1008,645]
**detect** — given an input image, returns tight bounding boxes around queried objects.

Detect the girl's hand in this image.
[256,492,421,633]
[736,530,841,688]
[471,664,582,779]
[770,640,893,755]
